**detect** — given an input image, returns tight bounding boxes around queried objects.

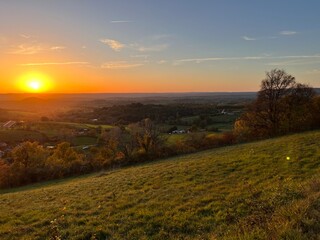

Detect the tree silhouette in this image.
[235,69,316,140]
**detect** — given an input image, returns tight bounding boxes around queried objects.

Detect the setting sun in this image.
[17,72,53,93]
[28,80,41,91]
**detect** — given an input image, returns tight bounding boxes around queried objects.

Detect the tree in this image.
[129,118,163,158]
[235,69,316,140]
[0,160,10,188]
[256,69,296,135]
[10,142,49,185]
[46,142,85,177]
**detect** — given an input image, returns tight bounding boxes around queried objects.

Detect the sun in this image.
[17,72,53,93]
[28,80,42,91]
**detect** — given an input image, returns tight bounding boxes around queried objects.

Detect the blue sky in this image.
[0,0,319,92]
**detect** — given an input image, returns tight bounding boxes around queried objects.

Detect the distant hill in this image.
[1,130,320,239]
[19,97,48,104]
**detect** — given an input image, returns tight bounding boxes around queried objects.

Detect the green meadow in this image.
[1,130,320,239]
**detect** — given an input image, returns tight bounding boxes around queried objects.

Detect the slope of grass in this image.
[1,131,320,239]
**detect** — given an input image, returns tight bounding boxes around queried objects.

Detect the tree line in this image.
[0,119,235,189]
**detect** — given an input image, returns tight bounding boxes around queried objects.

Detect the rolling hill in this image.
[1,130,320,239]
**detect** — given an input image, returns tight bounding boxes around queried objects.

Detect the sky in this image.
[0,0,320,93]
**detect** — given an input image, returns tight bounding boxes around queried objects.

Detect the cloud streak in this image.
[110,20,132,23]
[100,38,169,53]
[18,61,89,66]
[242,36,256,41]
[174,54,320,65]
[101,61,143,69]
[9,44,66,55]
[280,31,297,35]
[100,39,125,51]
[50,46,66,50]
[267,59,320,66]
[9,44,44,55]
[20,34,32,39]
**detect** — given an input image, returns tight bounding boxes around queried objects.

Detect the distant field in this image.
[33,121,113,130]
[0,129,45,143]
[179,114,239,132]
[29,122,113,145]
[1,131,320,239]
[71,136,97,146]
[0,110,38,121]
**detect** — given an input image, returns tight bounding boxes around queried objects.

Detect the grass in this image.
[1,130,320,239]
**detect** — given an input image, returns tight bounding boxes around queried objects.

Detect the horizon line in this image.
[0,91,260,95]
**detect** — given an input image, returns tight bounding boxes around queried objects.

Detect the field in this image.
[0,121,113,147]
[0,129,46,143]
[1,130,320,239]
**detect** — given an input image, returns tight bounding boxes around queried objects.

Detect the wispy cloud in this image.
[100,39,125,51]
[242,31,297,41]
[280,31,297,36]
[9,44,44,55]
[100,37,169,53]
[174,56,264,65]
[101,61,143,69]
[50,46,66,50]
[267,59,320,66]
[20,34,32,39]
[242,36,257,41]
[110,20,133,23]
[174,54,320,65]
[9,43,66,55]
[130,54,149,59]
[18,61,89,66]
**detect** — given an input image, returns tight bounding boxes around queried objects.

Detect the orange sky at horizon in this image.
[1,60,261,93]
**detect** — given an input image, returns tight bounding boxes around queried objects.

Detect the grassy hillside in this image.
[1,131,320,239]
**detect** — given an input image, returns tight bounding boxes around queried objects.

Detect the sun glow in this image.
[17,72,53,93]
[28,80,41,91]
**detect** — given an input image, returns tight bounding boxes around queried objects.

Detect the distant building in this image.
[2,121,16,129]
[171,129,186,134]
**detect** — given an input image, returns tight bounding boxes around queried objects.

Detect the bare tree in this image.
[235,69,316,140]
[129,118,162,157]
[257,69,296,135]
